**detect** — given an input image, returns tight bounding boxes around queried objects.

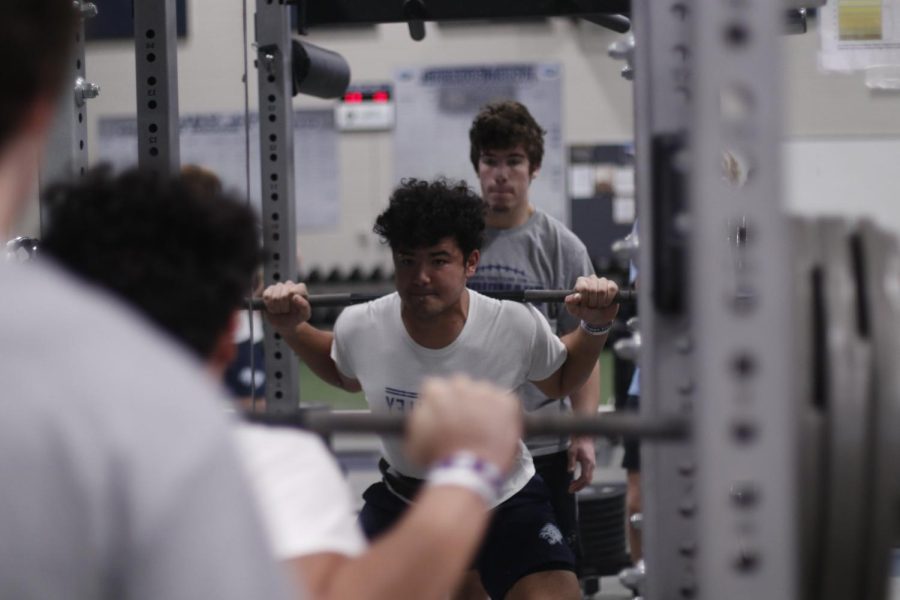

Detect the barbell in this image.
[247,287,637,310]
[245,408,688,440]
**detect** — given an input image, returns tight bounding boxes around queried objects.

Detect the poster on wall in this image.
[568,143,635,269]
[392,63,566,225]
[819,0,900,79]
[97,109,339,231]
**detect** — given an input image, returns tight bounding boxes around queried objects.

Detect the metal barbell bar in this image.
[247,288,637,310]
[245,409,688,440]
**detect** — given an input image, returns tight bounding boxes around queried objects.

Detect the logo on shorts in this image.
[538,523,563,546]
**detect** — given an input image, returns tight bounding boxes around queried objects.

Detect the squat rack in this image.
[47,2,836,598]
[250,3,817,599]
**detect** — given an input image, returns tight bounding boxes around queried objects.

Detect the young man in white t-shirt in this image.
[263,178,619,600]
[42,168,524,600]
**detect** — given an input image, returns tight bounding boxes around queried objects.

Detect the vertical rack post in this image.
[691,0,798,598]
[256,0,300,415]
[39,0,99,229]
[631,0,697,597]
[135,0,180,175]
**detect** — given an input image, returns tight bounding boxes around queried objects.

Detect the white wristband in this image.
[426,451,505,506]
[580,319,613,336]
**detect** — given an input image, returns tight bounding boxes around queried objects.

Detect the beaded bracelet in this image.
[580,319,613,336]
[426,451,505,506]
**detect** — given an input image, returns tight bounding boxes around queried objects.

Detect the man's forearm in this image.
[282,323,346,390]
[555,327,608,398]
[569,361,601,416]
[306,487,490,600]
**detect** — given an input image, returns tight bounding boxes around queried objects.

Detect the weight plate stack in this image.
[578,483,631,578]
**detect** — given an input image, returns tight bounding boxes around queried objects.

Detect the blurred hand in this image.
[261,281,311,336]
[565,275,619,326]
[406,375,522,475]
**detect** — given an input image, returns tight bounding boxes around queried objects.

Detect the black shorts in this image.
[358,474,576,600]
[621,394,641,472]
[531,451,581,565]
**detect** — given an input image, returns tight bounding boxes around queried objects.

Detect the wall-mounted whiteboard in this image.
[97,109,340,231]
[392,63,566,225]
[784,136,900,235]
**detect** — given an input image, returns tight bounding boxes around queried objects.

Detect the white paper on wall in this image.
[820,0,900,76]
[392,63,566,224]
[97,109,340,231]
[568,165,596,199]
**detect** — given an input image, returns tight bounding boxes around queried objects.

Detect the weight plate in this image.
[790,217,826,600]
[818,218,873,600]
[856,221,900,600]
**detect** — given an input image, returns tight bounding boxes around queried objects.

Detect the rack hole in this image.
[724,23,751,48]
[146,52,156,63]
[731,420,758,444]
[731,352,757,378]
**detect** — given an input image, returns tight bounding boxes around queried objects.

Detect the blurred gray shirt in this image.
[469,210,595,456]
[0,261,292,600]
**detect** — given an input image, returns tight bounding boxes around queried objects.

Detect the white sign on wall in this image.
[97,109,340,231]
[819,0,900,81]
[392,63,566,225]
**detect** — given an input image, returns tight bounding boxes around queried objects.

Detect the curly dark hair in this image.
[0,0,76,147]
[41,166,261,360]
[374,178,487,259]
[469,100,545,173]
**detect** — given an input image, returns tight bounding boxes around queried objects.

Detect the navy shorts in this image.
[532,451,582,567]
[359,474,577,600]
